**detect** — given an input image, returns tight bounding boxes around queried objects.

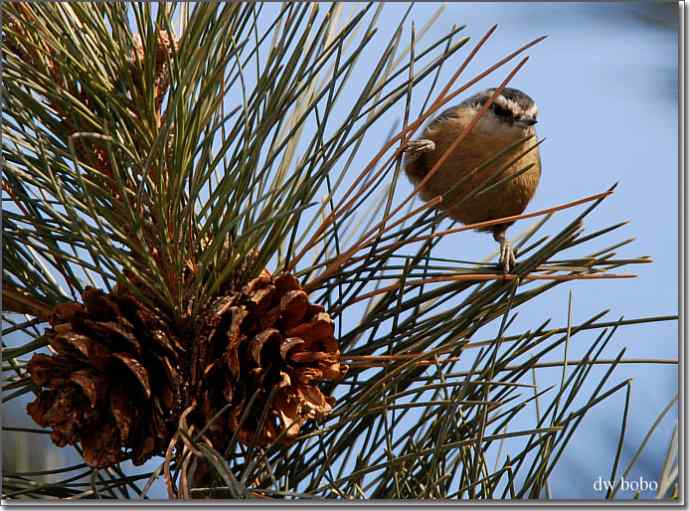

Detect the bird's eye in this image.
[491,103,513,120]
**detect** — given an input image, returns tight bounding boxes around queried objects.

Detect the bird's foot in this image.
[497,237,516,274]
[403,139,436,161]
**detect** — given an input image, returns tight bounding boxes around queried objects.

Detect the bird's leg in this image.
[493,228,516,273]
[403,139,436,163]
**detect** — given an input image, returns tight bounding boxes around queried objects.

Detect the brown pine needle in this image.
[345,356,677,370]
[335,271,636,310]
[306,188,615,292]
[366,189,615,258]
[2,285,53,321]
[432,24,498,110]
[306,197,443,293]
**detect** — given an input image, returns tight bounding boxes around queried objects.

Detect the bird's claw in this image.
[498,238,517,274]
[404,139,436,158]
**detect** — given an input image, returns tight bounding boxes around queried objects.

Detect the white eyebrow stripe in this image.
[496,95,538,118]
[496,96,522,116]
[472,90,538,120]
[493,95,510,108]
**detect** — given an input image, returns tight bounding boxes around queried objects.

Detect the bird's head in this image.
[466,87,539,132]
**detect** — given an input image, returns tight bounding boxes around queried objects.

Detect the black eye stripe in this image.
[491,103,514,119]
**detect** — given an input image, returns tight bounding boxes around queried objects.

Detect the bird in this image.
[403,87,541,272]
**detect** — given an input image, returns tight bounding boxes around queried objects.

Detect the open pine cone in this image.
[26,286,185,468]
[128,30,178,114]
[195,270,348,449]
[26,269,347,467]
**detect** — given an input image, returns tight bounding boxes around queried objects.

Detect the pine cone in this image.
[25,269,347,467]
[195,270,348,448]
[26,286,186,468]
[129,30,178,113]
[3,4,63,84]
[64,29,179,186]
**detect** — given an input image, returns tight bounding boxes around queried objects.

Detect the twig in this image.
[335,271,635,310]
[306,189,614,293]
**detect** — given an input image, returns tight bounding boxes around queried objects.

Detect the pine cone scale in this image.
[68,369,105,408]
[111,352,152,399]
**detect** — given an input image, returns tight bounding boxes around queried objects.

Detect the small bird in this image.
[404,87,541,272]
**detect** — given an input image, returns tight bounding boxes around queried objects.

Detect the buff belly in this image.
[405,113,541,231]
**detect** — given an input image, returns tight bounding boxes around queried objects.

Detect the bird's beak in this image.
[516,117,538,127]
